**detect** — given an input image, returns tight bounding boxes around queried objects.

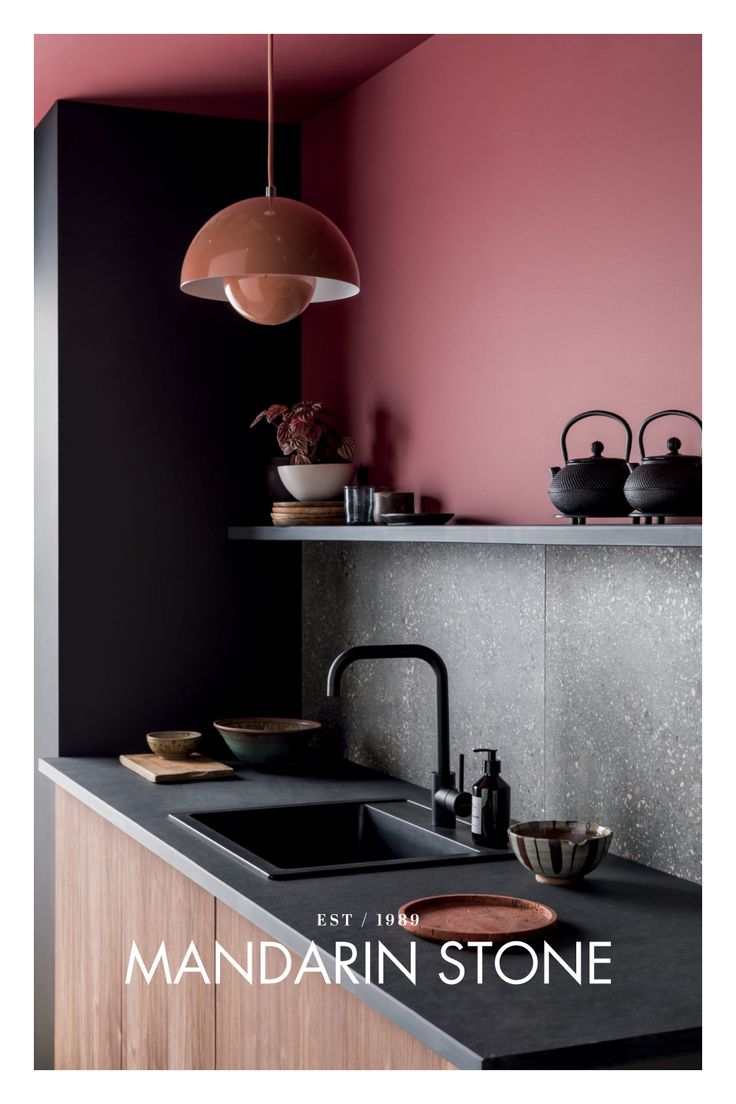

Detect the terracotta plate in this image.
[398,893,557,944]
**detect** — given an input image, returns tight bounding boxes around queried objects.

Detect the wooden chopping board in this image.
[272,515,346,526]
[120,752,234,783]
[271,500,346,526]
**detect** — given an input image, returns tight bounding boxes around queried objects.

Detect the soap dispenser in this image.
[471,749,510,848]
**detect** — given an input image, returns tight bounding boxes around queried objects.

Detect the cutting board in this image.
[119,752,235,783]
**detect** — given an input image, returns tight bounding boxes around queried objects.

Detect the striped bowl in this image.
[508,820,612,885]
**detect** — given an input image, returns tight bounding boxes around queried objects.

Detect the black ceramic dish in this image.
[383,513,454,526]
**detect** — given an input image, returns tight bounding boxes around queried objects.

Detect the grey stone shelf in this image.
[229,523,702,547]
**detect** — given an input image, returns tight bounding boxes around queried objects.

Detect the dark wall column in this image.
[35,101,303,1065]
[55,101,302,755]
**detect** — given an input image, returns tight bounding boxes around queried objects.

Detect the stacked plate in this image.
[271,500,346,526]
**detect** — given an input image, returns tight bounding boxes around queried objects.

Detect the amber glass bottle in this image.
[471,749,510,848]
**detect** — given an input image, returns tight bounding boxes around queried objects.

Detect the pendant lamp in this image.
[180,34,360,325]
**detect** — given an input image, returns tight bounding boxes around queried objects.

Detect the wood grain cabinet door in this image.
[55,791,216,1070]
[55,790,123,1069]
[55,792,452,1070]
[120,832,215,1070]
[215,902,454,1070]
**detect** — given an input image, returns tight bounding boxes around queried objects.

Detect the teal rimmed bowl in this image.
[213,717,321,767]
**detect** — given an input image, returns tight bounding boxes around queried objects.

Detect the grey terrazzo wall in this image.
[302,543,701,882]
[302,543,546,817]
[544,546,701,882]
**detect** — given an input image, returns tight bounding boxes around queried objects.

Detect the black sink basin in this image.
[170,798,512,879]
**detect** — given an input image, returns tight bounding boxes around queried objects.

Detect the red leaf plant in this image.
[251,401,356,465]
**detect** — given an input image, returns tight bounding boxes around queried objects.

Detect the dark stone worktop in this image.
[39,756,701,1069]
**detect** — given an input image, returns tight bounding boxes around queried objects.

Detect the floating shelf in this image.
[229,524,702,548]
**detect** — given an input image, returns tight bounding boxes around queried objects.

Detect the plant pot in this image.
[266,457,296,501]
[277,462,355,502]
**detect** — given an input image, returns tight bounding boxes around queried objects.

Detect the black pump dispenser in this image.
[482,749,501,775]
[471,748,510,848]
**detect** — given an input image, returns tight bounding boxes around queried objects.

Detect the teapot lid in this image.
[568,440,627,464]
[643,437,701,463]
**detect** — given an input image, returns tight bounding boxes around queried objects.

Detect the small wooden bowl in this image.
[146,731,201,760]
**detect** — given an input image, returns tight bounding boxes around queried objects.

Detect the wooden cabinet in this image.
[55,789,215,1069]
[54,790,454,1070]
[121,832,216,1069]
[215,903,453,1069]
[55,790,122,1069]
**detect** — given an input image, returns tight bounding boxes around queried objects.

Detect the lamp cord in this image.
[266,33,275,195]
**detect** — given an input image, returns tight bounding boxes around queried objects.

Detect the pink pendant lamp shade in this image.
[181,194,359,324]
[180,35,359,325]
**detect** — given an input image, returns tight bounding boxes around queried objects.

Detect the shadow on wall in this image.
[303,300,353,430]
[367,406,501,520]
[369,406,401,488]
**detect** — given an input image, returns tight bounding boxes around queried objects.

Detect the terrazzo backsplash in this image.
[302,543,701,882]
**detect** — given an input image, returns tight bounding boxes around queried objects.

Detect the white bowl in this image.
[278,462,355,502]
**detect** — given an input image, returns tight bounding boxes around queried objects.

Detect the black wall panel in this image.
[48,101,302,756]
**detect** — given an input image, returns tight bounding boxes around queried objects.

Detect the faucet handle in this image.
[456,753,471,817]
[454,786,472,818]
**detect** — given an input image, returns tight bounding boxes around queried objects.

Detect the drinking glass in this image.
[344,485,375,525]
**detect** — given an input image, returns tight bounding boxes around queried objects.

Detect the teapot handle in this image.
[560,410,633,464]
[638,410,702,459]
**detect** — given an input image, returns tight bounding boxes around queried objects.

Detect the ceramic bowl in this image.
[213,717,322,766]
[508,819,612,885]
[373,491,415,524]
[146,730,201,759]
[277,462,355,502]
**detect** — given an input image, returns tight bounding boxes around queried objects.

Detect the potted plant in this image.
[251,401,356,501]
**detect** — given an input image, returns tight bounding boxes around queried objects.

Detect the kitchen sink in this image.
[170,798,513,879]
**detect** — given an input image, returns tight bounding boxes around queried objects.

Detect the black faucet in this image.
[326,644,471,829]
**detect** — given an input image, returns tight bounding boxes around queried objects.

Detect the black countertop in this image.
[39,757,701,1070]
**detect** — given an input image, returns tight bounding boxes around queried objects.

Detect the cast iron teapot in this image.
[548,410,633,518]
[623,409,702,517]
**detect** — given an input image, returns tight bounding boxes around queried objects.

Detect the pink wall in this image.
[302,35,701,523]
